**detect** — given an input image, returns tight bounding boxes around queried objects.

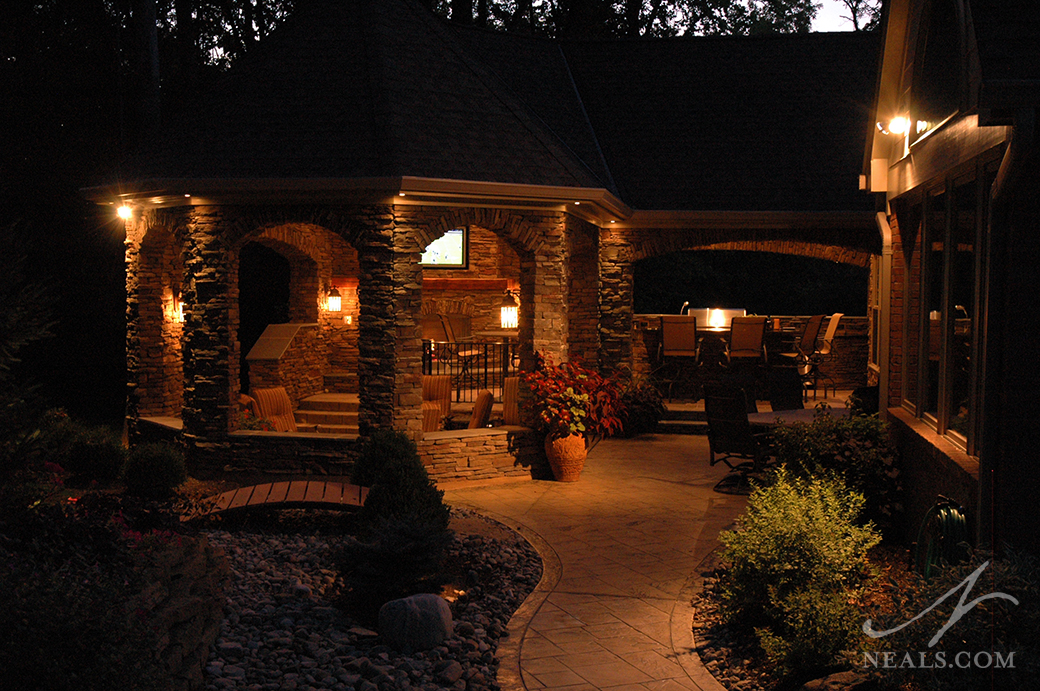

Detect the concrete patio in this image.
[443,434,749,691]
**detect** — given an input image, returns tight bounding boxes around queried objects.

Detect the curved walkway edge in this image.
[443,435,747,691]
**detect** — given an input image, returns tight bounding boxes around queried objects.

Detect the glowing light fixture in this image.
[117,205,133,220]
[326,285,342,312]
[499,290,519,329]
[709,308,726,329]
[877,116,910,136]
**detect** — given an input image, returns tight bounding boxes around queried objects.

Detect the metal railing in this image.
[422,340,517,403]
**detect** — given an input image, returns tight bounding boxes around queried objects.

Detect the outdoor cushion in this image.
[502,377,520,425]
[468,390,494,429]
[251,386,298,433]
[422,375,452,431]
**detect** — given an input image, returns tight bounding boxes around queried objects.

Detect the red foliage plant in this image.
[520,353,625,449]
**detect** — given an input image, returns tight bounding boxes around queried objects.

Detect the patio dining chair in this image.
[656,315,702,401]
[724,316,767,365]
[804,312,843,399]
[778,314,824,399]
[441,314,482,390]
[704,385,773,491]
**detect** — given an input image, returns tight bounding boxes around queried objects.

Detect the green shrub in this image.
[770,411,901,529]
[0,504,170,691]
[619,371,666,437]
[350,429,450,532]
[123,443,186,499]
[719,468,880,676]
[65,425,126,485]
[340,429,453,622]
[862,549,1040,691]
[337,515,455,623]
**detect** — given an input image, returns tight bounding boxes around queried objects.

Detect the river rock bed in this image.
[202,509,542,691]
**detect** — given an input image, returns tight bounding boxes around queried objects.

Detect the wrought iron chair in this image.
[805,312,843,399]
[778,314,825,400]
[704,385,773,492]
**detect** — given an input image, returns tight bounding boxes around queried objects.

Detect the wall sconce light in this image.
[117,205,133,220]
[500,290,519,329]
[325,284,342,312]
[876,116,910,136]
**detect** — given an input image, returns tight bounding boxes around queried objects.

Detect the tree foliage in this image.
[434,0,823,37]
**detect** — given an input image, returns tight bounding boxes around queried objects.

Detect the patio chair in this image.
[805,313,843,399]
[724,316,767,365]
[422,374,452,432]
[656,315,702,400]
[778,314,824,399]
[468,389,494,429]
[251,386,298,432]
[704,385,772,490]
[441,314,482,391]
[502,376,521,425]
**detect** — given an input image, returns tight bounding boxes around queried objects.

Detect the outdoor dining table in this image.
[747,407,850,426]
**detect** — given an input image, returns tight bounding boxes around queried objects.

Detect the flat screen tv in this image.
[420,228,467,268]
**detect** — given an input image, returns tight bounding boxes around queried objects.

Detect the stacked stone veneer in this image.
[132,534,230,691]
[247,324,326,407]
[418,427,547,482]
[126,201,876,480]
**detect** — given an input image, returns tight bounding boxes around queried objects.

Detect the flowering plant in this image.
[520,354,625,447]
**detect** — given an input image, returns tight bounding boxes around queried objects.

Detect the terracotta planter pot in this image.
[544,433,587,482]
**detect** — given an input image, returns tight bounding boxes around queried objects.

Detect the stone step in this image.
[314,424,359,436]
[298,393,360,412]
[295,409,360,426]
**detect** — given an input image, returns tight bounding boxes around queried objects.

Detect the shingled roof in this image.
[129,0,880,213]
[138,0,603,189]
[455,28,879,211]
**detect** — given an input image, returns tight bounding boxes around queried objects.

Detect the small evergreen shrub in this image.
[339,429,453,622]
[770,411,901,529]
[350,429,450,532]
[337,516,455,624]
[719,468,880,676]
[65,425,126,485]
[123,442,186,499]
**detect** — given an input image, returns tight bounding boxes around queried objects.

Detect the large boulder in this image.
[378,594,453,653]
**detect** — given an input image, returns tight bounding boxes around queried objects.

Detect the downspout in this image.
[979,108,1036,550]
[875,209,894,417]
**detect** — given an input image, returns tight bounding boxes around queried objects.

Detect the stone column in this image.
[124,214,146,438]
[528,212,568,365]
[182,207,234,440]
[390,215,426,439]
[355,207,399,435]
[598,228,635,372]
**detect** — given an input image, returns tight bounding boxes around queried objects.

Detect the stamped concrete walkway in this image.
[443,434,749,691]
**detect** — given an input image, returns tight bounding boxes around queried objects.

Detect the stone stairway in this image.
[657,404,708,435]
[294,393,360,435]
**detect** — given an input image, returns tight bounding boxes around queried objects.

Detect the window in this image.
[899,162,993,455]
[420,228,467,268]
